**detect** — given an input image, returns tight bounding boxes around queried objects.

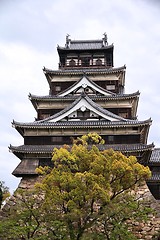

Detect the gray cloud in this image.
[0,0,160,193]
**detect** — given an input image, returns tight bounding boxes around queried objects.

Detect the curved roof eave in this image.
[9,143,155,155]
[29,90,140,101]
[57,43,114,51]
[43,65,126,76]
[12,118,152,129]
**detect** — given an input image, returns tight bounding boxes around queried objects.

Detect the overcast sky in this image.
[0,0,160,193]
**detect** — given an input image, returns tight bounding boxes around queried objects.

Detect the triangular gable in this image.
[58,75,115,97]
[40,94,127,123]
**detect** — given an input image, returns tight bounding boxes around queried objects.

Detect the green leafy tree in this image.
[0,181,10,208]
[0,134,152,240]
[0,188,46,240]
[36,133,151,240]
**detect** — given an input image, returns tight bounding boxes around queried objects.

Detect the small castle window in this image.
[55,85,61,92]
[69,59,76,66]
[108,135,114,143]
[132,127,138,130]
[51,136,62,143]
[81,57,90,67]
[119,112,128,118]
[106,85,115,90]
[96,58,102,66]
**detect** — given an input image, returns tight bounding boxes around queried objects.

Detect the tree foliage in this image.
[0,189,46,240]
[0,181,10,208]
[37,133,152,239]
[0,134,152,240]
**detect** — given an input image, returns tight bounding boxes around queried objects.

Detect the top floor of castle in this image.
[57,33,114,69]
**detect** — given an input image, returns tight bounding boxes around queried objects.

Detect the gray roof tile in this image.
[43,66,126,75]
[29,91,140,101]
[149,148,160,163]
[12,159,39,176]
[12,118,152,128]
[9,143,154,154]
[147,172,160,181]
[70,40,103,50]
[58,40,113,50]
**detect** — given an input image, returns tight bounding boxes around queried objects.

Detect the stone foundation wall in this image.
[1,178,160,239]
[18,176,41,189]
[16,178,160,239]
[129,183,160,239]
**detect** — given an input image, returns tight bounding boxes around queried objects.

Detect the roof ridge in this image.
[70,39,102,43]
[12,117,152,128]
[29,90,140,100]
[58,75,116,97]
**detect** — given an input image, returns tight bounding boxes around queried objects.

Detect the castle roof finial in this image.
[66,34,71,48]
[103,32,108,46]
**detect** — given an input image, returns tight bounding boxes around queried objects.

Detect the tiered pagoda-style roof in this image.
[44,66,126,95]
[29,91,140,120]
[10,34,160,199]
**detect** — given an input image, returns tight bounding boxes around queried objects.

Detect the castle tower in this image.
[9,35,160,198]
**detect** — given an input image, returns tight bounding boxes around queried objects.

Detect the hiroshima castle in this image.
[10,34,160,199]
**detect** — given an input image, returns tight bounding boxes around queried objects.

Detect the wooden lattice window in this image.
[108,135,114,143]
[51,136,63,143]
[96,58,102,66]
[55,85,61,92]
[69,59,76,66]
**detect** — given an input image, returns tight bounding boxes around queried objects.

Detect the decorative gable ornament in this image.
[41,94,127,123]
[58,76,115,97]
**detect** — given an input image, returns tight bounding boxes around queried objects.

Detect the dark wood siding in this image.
[107,108,132,119]
[94,80,118,94]
[24,134,140,145]
[51,81,76,95]
[38,109,61,120]
[24,136,72,145]
[39,158,54,168]
[103,135,140,144]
